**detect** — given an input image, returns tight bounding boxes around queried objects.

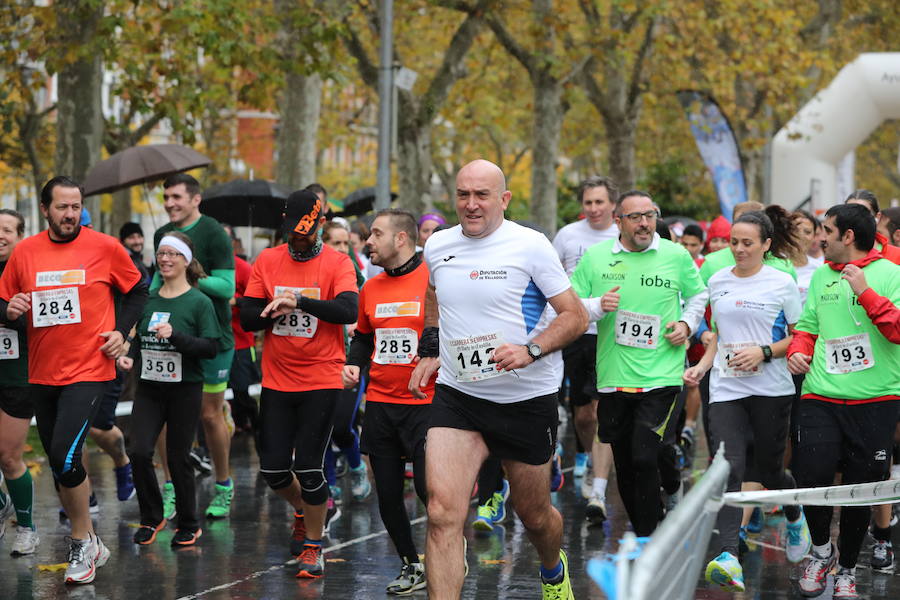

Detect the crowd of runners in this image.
[0,160,898,599]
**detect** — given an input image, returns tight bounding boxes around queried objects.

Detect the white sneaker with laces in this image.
[11,526,40,556]
[833,567,858,600]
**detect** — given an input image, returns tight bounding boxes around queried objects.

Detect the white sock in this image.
[891,464,900,480]
[592,477,607,499]
[812,542,831,558]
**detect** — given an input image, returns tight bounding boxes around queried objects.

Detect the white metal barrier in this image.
[588,445,730,600]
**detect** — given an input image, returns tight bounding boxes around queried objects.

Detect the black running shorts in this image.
[597,386,681,445]
[562,333,598,407]
[430,383,558,466]
[0,386,32,420]
[361,401,430,460]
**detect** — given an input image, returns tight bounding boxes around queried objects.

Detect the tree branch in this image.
[341,20,379,89]
[418,6,489,126]
[484,14,536,78]
[625,15,656,115]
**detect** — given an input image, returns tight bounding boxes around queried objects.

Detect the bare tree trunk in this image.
[276,72,322,189]
[54,0,105,221]
[531,76,563,232]
[394,92,435,216]
[344,1,490,215]
[604,113,638,192]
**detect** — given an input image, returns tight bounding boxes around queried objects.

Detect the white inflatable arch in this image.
[771,53,900,213]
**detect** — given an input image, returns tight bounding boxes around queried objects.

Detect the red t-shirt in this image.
[0,228,141,385]
[231,254,255,350]
[245,244,357,392]
[356,262,435,405]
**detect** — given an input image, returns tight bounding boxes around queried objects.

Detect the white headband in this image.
[158,236,193,264]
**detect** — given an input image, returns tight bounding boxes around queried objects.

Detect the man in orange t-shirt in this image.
[240,190,357,579]
[0,176,146,585]
[342,209,435,594]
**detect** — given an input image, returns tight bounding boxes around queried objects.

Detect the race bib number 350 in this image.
[614,310,660,349]
[32,287,81,327]
[141,349,183,382]
[374,328,417,365]
[825,333,874,374]
[449,332,504,383]
[273,286,319,338]
[0,327,19,359]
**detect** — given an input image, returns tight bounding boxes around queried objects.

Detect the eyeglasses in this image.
[155,250,184,259]
[619,211,659,223]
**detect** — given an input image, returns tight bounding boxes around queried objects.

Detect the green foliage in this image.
[637,158,718,220]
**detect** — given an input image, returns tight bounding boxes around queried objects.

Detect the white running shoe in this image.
[11,526,40,556]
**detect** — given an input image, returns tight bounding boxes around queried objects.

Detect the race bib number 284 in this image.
[31,287,81,328]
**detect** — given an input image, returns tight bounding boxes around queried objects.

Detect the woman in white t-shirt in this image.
[684,207,809,593]
[791,210,825,306]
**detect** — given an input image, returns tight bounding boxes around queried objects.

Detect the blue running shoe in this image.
[573,453,589,478]
[550,453,564,492]
[785,511,812,563]
[746,507,763,533]
[705,552,745,592]
[491,479,509,523]
[115,463,136,501]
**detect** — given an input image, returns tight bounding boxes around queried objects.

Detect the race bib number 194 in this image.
[614,310,660,349]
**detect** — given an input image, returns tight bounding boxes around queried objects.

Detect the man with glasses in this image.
[571,190,707,536]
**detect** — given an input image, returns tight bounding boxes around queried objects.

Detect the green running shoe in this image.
[205,480,234,519]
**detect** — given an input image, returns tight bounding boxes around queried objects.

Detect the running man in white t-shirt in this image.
[408,159,588,600]
[552,176,618,523]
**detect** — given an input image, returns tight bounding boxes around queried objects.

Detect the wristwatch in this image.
[761,345,773,363]
[526,343,543,361]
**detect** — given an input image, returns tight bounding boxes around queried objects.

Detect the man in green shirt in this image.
[571,190,707,536]
[788,203,900,598]
[154,174,236,517]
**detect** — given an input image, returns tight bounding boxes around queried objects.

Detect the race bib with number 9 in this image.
[141,349,183,382]
[0,327,19,359]
[32,287,81,328]
[825,333,874,374]
[272,286,319,338]
[374,328,417,364]
[449,332,504,383]
[614,310,660,349]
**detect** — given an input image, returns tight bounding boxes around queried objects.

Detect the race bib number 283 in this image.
[272,286,319,338]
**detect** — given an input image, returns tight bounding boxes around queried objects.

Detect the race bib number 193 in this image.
[825,333,874,374]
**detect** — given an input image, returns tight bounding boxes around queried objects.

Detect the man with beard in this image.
[0,176,147,584]
[343,209,434,594]
[570,190,707,537]
[788,203,900,598]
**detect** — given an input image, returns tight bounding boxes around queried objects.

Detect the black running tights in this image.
[369,453,426,564]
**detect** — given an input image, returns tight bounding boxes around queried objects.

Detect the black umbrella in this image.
[339,186,397,217]
[83,144,211,196]
[200,179,290,229]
